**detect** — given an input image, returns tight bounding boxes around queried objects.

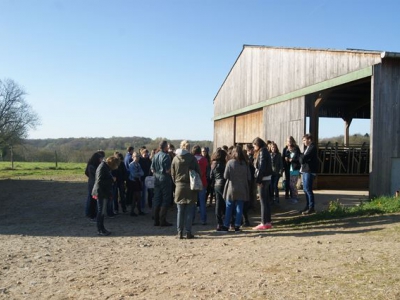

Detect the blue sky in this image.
[1,0,399,141]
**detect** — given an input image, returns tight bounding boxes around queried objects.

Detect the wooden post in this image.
[55,150,58,168]
[10,145,14,169]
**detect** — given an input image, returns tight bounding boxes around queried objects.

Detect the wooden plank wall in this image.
[214,47,381,117]
[370,58,400,197]
[213,117,235,150]
[235,110,263,144]
[264,97,305,151]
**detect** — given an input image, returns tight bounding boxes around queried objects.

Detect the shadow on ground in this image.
[1,179,398,238]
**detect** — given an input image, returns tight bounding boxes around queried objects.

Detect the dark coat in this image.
[210,161,226,187]
[92,161,114,200]
[300,143,318,173]
[289,146,301,171]
[254,147,273,184]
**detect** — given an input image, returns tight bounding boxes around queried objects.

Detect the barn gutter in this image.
[213,66,373,121]
[381,51,400,59]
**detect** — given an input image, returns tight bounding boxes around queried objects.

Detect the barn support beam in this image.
[310,94,325,146]
[343,117,353,147]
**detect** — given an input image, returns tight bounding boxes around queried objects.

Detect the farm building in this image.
[213,45,400,197]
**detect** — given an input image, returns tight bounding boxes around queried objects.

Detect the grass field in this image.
[0,161,87,181]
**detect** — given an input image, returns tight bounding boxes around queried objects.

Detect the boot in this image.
[177,230,183,239]
[160,207,173,226]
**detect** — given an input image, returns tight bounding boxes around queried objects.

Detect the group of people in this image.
[84,134,318,238]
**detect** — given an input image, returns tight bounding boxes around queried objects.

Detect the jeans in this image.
[302,172,315,208]
[270,174,280,199]
[113,180,126,212]
[214,184,226,226]
[141,187,147,211]
[192,188,207,224]
[96,197,108,232]
[197,188,207,224]
[224,200,244,227]
[177,203,195,233]
[257,180,272,224]
[85,184,97,219]
[153,179,172,208]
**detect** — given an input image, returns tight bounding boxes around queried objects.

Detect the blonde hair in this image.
[180,140,190,150]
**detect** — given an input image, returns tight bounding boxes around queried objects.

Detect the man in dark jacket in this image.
[150,140,173,226]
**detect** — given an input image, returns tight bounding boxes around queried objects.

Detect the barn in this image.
[212,45,400,197]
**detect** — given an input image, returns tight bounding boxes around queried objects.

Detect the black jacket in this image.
[300,143,318,173]
[254,147,273,184]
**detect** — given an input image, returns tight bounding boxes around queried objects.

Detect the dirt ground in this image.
[1,179,400,300]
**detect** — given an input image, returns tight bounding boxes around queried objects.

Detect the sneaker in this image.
[289,198,299,204]
[252,223,272,230]
[234,226,241,232]
[229,225,235,231]
[216,226,229,232]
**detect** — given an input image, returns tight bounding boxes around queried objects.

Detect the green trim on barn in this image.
[213,66,373,121]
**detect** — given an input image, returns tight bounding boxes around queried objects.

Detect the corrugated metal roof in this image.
[244,45,400,59]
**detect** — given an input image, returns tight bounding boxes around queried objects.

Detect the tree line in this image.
[0,136,214,163]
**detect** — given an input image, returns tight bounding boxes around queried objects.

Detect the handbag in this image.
[145,176,155,189]
[189,170,203,191]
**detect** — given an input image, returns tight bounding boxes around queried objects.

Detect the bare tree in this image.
[0,78,40,146]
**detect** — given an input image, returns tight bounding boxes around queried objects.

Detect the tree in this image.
[0,79,40,147]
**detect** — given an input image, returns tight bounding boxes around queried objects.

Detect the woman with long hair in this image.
[252,137,273,230]
[210,148,227,231]
[219,145,250,232]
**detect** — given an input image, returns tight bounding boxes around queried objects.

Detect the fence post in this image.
[55,150,58,168]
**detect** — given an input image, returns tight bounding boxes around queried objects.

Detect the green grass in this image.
[278,196,400,226]
[0,161,86,180]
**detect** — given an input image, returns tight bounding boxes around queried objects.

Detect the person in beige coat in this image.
[171,140,201,239]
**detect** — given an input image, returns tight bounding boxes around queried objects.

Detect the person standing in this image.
[287,144,301,204]
[139,148,152,213]
[269,142,283,204]
[171,140,200,239]
[113,152,128,213]
[192,145,209,225]
[300,134,318,215]
[282,137,297,199]
[219,145,250,232]
[92,156,120,236]
[128,152,145,216]
[84,151,104,221]
[151,140,173,226]
[124,146,134,206]
[252,137,273,230]
[210,148,227,231]
[245,143,257,211]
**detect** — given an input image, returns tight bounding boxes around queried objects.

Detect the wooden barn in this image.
[213,45,400,197]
